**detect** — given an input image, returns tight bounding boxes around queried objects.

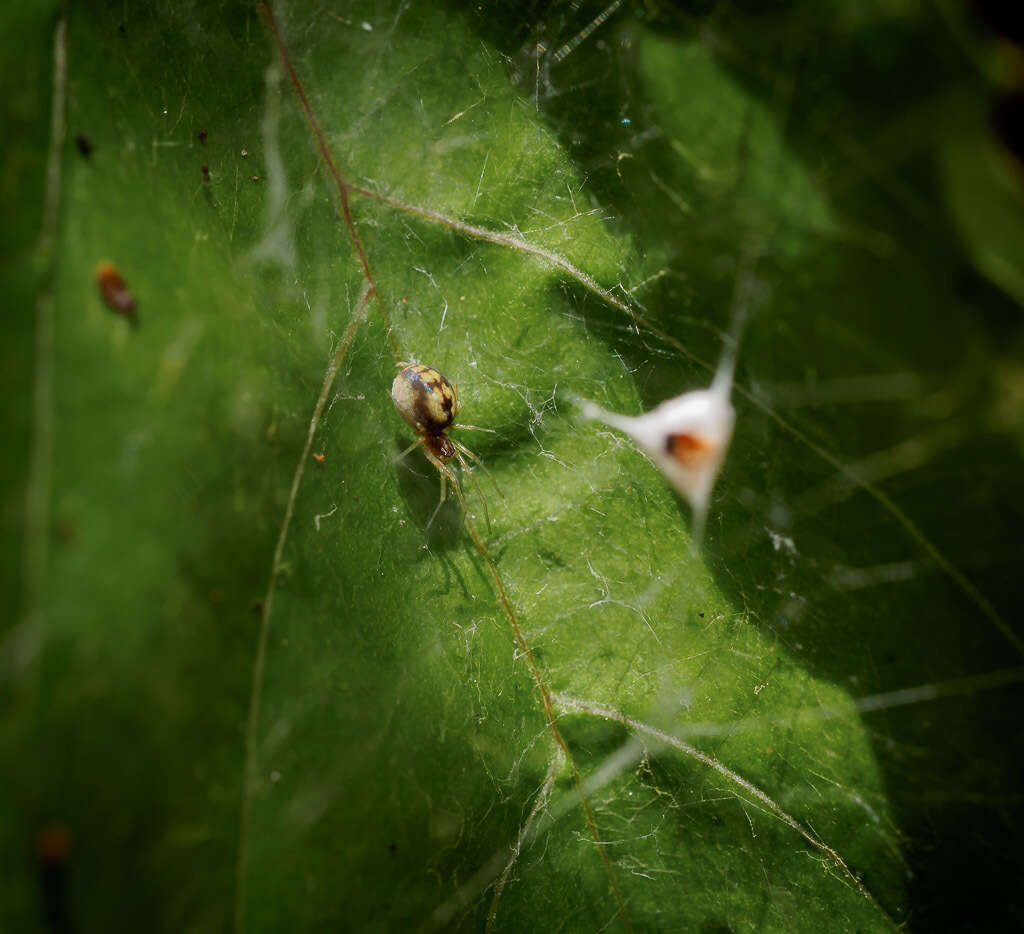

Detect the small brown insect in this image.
[391,363,497,528]
[201,163,211,182]
[75,133,93,158]
[95,260,137,325]
[198,129,208,143]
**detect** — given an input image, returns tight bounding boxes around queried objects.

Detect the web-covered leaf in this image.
[2,1,1022,933]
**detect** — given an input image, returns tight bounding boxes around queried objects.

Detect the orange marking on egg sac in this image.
[95,260,138,324]
[666,432,713,467]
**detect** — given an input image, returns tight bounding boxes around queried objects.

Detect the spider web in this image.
[2,1,1023,932]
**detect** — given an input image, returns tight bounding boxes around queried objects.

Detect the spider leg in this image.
[451,438,502,499]
[452,446,491,532]
[426,471,447,529]
[422,446,471,529]
[440,461,470,521]
[454,424,495,433]
[395,436,424,462]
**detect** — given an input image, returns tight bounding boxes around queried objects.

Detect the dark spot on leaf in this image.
[699,923,735,934]
[36,824,73,934]
[198,129,207,143]
[55,519,77,546]
[74,133,92,158]
[536,548,567,569]
[36,824,72,863]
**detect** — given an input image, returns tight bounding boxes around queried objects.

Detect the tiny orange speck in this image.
[666,432,711,467]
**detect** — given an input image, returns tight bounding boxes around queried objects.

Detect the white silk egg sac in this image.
[577,371,735,541]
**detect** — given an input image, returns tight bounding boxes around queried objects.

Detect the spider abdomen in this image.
[391,364,460,435]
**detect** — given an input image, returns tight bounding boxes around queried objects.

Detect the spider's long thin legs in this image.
[444,460,477,529]
[423,447,474,530]
[395,437,423,461]
[402,431,496,532]
[426,471,448,529]
[452,447,492,532]
[451,438,502,499]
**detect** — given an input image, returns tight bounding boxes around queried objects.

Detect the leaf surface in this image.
[2,2,1022,933]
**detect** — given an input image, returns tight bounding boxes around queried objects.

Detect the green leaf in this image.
[3,2,1022,932]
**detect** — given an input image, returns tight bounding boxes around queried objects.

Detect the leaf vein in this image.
[551,692,902,931]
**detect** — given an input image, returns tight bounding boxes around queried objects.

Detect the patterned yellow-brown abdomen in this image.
[391,364,460,435]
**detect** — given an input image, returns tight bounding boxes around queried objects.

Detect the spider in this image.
[391,363,498,529]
